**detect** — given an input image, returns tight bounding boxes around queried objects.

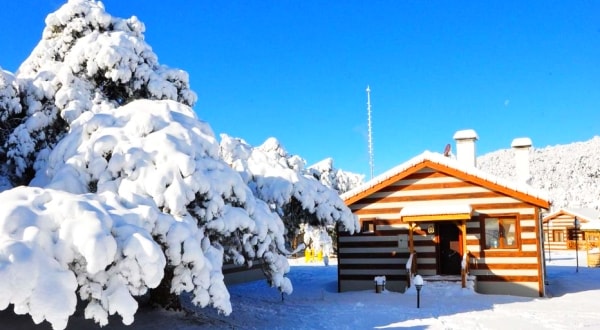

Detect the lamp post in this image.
[414,274,424,308]
[574,217,580,273]
[547,220,551,262]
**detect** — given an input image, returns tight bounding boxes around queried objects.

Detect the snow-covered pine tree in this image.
[219,135,360,250]
[31,99,293,325]
[308,157,365,194]
[5,0,196,186]
[0,68,23,187]
[0,1,293,329]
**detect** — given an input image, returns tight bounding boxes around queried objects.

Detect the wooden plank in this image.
[475,263,539,269]
[385,180,474,191]
[339,274,406,281]
[360,191,503,204]
[337,252,410,259]
[353,207,402,215]
[469,251,538,258]
[477,275,539,282]
[339,263,406,270]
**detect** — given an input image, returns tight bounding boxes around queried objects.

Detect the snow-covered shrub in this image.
[23,99,291,328]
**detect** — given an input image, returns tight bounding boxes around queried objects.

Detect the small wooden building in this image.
[542,208,600,250]
[581,220,600,267]
[338,130,551,297]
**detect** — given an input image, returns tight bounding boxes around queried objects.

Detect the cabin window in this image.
[483,216,518,249]
[362,220,375,234]
[552,230,564,242]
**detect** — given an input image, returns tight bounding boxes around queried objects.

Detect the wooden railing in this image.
[405,252,418,288]
[461,251,470,288]
[567,240,591,250]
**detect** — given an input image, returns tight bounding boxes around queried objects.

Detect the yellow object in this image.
[317,249,323,262]
[305,247,312,263]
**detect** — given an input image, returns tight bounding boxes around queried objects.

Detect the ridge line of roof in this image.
[341,150,550,203]
[543,208,600,221]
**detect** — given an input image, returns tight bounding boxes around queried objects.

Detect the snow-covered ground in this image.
[3,250,599,329]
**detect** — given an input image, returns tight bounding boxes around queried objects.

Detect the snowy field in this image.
[3,250,599,329]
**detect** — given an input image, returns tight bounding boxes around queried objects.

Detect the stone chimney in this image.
[453,129,478,167]
[511,137,532,183]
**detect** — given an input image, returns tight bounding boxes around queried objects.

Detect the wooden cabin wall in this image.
[223,261,265,285]
[338,221,411,292]
[341,167,544,297]
[543,214,577,250]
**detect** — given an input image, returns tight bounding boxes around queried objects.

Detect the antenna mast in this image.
[366,85,374,179]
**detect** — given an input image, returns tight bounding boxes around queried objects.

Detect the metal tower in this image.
[366,85,374,179]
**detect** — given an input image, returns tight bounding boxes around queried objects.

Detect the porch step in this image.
[422,275,474,282]
[421,275,476,291]
[404,275,476,295]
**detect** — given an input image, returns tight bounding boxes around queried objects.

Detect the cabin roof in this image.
[581,220,600,230]
[543,208,600,223]
[341,150,551,208]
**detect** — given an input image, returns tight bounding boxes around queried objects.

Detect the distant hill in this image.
[477,136,600,211]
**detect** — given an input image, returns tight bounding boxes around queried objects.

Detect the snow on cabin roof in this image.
[543,208,600,222]
[341,150,551,204]
[581,220,600,231]
[399,204,472,217]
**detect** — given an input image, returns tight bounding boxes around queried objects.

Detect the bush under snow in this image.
[0,99,295,329]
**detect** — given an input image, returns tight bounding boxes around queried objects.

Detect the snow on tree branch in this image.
[9,99,291,328]
[5,0,196,185]
[219,134,360,242]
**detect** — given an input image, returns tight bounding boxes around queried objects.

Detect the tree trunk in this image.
[148,265,182,311]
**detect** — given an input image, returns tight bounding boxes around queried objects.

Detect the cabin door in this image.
[437,223,462,275]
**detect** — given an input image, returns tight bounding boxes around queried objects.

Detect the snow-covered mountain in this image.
[478,136,600,211]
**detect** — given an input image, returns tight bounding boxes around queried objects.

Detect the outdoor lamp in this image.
[574,217,580,273]
[414,274,424,308]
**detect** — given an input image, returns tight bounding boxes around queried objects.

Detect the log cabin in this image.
[542,208,600,251]
[338,130,551,297]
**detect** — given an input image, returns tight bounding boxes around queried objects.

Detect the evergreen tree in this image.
[0,68,23,184]
[308,157,365,194]
[219,135,359,247]
[6,0,196,186]
[0,2,360,329]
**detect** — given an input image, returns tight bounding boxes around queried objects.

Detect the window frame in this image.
[481,213,521,250]
[552,230,564,242]
[361,219,376,235]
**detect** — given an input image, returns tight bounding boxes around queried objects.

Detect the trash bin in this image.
[374,276,386,293]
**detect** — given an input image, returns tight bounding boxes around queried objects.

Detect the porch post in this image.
[409,222,415,253]
[460,220,467,254]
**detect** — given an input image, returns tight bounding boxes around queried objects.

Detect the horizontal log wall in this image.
[338,222,410,292]
[544,214,577,250]
[341,167,543,297]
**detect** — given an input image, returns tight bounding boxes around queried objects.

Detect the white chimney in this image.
[511,137,532,183]
[453,129,478,167]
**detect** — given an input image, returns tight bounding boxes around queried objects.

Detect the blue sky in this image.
[2,1,599,177]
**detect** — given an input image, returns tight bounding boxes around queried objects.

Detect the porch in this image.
[400,204,473,289]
